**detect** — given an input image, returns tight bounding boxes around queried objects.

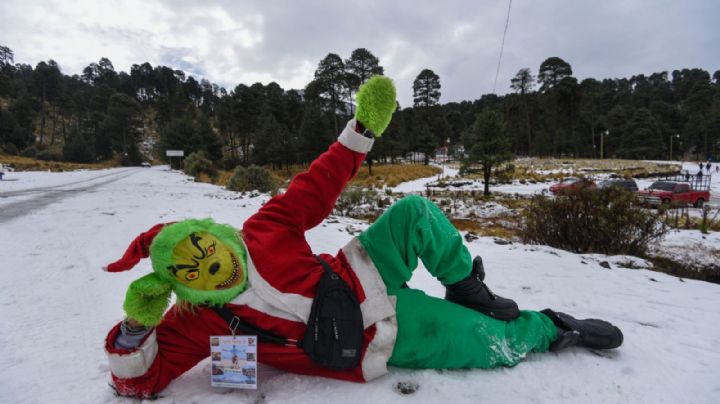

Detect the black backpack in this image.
[212,255,364,370]
[298,255,364,370]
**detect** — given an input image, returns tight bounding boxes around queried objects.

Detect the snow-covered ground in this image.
[1,166,720,404]
[388,161,719,205]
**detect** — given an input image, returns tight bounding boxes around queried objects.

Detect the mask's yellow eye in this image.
[185,270,199,281]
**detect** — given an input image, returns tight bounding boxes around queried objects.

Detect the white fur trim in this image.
[338,119,374,154]
[231,247,313,323]
[342,238,397,325]
[342,238,398,380]
[362,311,397,381]
[107,330,158,379]
[234,239,398,329]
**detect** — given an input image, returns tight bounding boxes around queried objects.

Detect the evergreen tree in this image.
[579,78,602,156]
[537,57,575,154]
[414,118,437,165]
[252,111,284,169]
[130,62,156,104]
[555,76,581,155]
[297,105,333,164]
[345,48,384,113]
[0,45,12,66]
[232,83,265,164]
[510,68,535,154]
[314,53,348,134]
[538,57,573,93]
[62,127,95,163]
[0,108,18,152]
[618,108,664,159]
[345,48,384,85]
[462,111,513,196]
[0,45,14,96]
[413,69,441,107]
[605,105,634,158]
[158,115,221,166]
[101,93,143,164]
[683,80,714,158]
[31,60,62,144]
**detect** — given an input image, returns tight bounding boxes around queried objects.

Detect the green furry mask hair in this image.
[121,219,248,326]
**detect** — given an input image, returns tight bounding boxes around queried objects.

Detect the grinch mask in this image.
[169,232,243,291]
[110,218,249,326]
[150,218,248,307]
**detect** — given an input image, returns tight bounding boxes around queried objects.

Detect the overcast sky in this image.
[1,0,718,106]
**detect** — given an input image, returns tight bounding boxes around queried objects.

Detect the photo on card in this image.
[209,335,258,389]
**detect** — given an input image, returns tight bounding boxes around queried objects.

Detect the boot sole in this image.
[542,309,624,350]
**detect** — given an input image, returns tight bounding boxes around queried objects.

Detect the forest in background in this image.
[0,44,718,170]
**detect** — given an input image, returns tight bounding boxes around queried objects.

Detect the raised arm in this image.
[245,119,372,232]
[245,75,396,233]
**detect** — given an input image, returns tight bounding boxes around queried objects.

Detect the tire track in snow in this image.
[0,169,139,223]
[0,168,135,197]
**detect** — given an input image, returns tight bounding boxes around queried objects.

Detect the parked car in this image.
[141,162,151,167]
[549,177,596,194]
[638,181,709,207]
[597,179,639,192]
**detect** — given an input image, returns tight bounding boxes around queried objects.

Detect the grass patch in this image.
[513,158,681,181]
[0,153,117,171]
[351,164,440,188]
[660,207,720,232]
[451,218,520,239]
[205,163,440,189]
[645,255,720,284]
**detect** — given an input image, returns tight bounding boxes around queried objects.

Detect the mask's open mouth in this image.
[216,253,240,290]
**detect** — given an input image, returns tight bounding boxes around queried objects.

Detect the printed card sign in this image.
[210,335,257,389]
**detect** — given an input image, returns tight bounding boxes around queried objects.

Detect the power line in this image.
[492,0,513,94]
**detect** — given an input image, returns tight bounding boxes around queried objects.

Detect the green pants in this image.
[358,195,557,369]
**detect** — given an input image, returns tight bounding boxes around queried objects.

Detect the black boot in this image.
[541,309,624,351]
[445,256,520,321]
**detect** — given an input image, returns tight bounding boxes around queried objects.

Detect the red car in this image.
[638,181,710,208]
[549,177,597,194]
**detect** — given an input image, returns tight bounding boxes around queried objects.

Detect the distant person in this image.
[685,171,691,181]
[707,162,712,173]
[716,165,719,174]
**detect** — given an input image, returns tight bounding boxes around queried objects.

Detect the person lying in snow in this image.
[103,76,623,399]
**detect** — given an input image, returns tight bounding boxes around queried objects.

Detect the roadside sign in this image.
[166,150,184,157]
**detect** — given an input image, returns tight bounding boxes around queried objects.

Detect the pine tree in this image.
[462,111,513,196]
[314,53,348,134]
[413,69,441,107]
[510,68,535,154]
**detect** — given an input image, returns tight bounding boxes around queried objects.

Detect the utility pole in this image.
[670,133,680,161]
[600,130,608,159]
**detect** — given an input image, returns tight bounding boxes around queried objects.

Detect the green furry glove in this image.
[355,75,397,137]
[123,273,172,327]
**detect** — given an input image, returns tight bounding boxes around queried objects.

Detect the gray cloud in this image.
[1,0,718,106]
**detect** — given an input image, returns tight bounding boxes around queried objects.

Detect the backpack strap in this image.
[210,306,295,346]
[315,255,338,276]
[211,255,335,346]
